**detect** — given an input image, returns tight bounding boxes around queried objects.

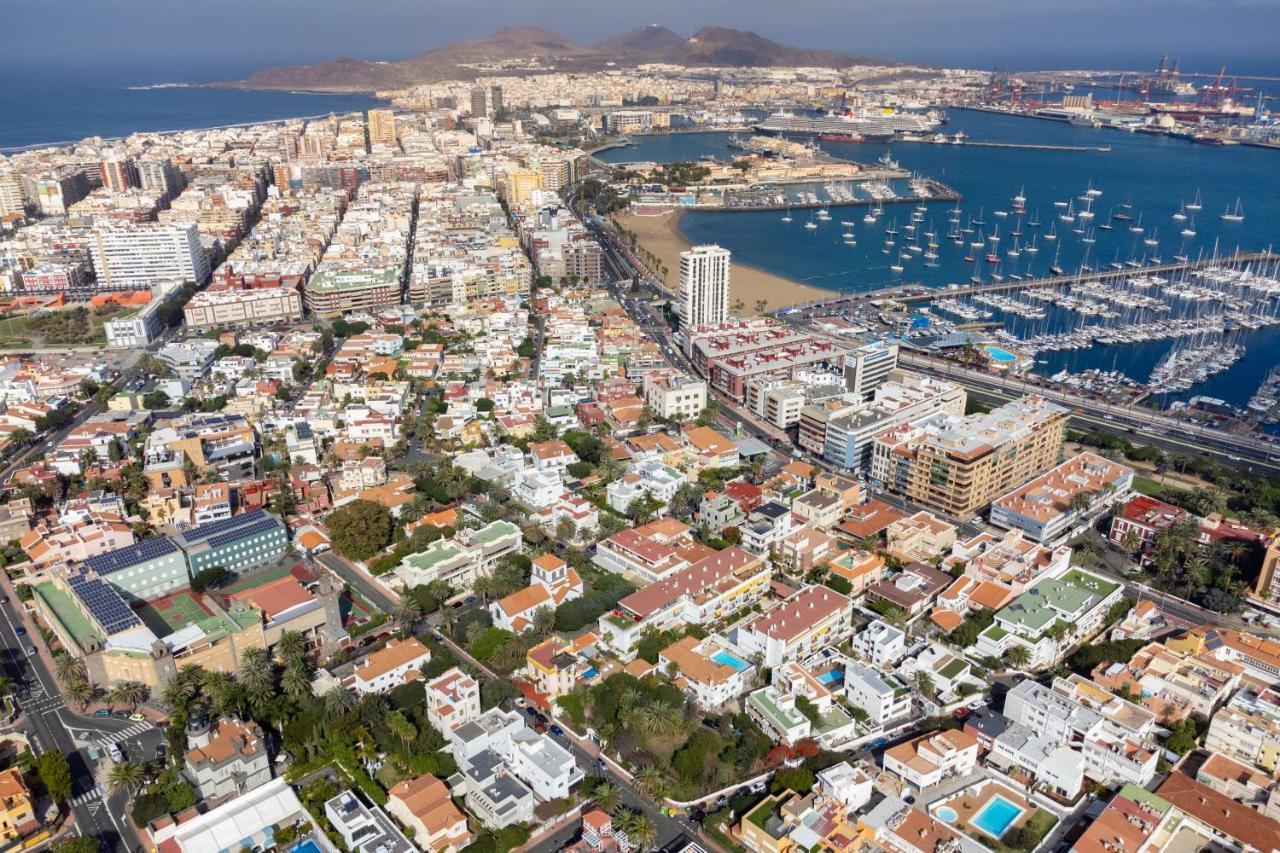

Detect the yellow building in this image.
[502,170,544,207]
[366,109,398,148]
[874,395,1068,519]
[0,769,36,840]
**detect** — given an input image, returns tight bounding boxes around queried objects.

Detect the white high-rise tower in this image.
[678,244,731,330]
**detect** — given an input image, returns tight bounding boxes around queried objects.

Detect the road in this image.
[0,576,148,852]
[314,551,400,612]
[427,626,703,852]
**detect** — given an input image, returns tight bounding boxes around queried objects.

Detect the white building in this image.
[678,244,730,331]
[850,619,907,668]
[734,584,854,668]
[90,222,211,287]
[449,708,583,803]
[426,667,482,736]
[844,662,912,727]
[643,370,708,421]
[350,638,432,695]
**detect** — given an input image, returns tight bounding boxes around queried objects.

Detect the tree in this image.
[108,681,149,712]
[633,765,669,799]
[911,670,935,698]
[282,659,312,704]
[66,678,95,710]
[142,389,170,410]
[325,500,394,561]
[324,685,356,719]
[532,607,556,636]
[1004,645,1032,670]
[37,750,72,803]
[53,652,87,686]
[593,781,622,814]
[771,767,816,795]
[53,839,98,853]
[106,760,147,795]
[386,710,418,750]
[276,630,307,662]
[189,565,232,593]
[619,810,657,851]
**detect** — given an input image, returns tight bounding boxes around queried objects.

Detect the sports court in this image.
[134,589,212,636]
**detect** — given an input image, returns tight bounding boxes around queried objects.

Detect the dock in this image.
[780,250,1280,312]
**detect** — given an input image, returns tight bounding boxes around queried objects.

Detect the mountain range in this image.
[218,25,882,92]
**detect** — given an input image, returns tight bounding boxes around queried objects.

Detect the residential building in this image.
[850,619,907,668]
[871,395,1069,519]
[990,452,1134,543]
[885,510,957,563]
[183,717,272,802]
[843,662,911,726]
[1205,686,1280,773]
[643,371,707,421]
[351,637,431,695]
[844,340,899,399]
[734,584,854,668]
[426,667,482,736]
[184,285,304,328]
[450,709,583,803]
[678,245,730,331]
[658,635,754,709]
[89,222,210,287]
[883,730,979,789]
[385,775,472,852]
[0,769,36,841]
[823,371,966,471]
[147,778,309,853]
[325,789,415,853]
[393,520,521,591]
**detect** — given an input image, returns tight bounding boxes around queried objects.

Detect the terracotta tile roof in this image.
[229,575,312,620]
[1157,769,1280,852]
[353,637,431,684]
[745,585,851,643]
[388,774,470,839]
[930,610,965,633]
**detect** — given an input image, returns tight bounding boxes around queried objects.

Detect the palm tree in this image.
[275,630,307,662]
[238,647,275,696]
[324,685,356,719]
[282,660,312,704]
[1067,491,1092,516]
[633,766,669,799]
[66,678,95,711]
[620,811,657,851]
[109,681,149,712]
[1004,645,1032,670]
[532,607,556,636]
[161,678,195,712]
[53,652,87,686]
[593,781,622,814]
[465,620,488,649]
[393,599,423,634]
[1120,529,1142,554]
[439,606,457,638]
[105,761,147,796]
[386,710,417,750]
[911,670,935,699]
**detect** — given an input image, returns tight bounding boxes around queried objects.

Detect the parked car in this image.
[24,646,35,656]
[550,725,564,737]
[129,713,146,722]
[14,627,24,636]
[93,709,111,718]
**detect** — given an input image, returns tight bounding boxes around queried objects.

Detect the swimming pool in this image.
[815,668,843,685]
[971,795,1025,839]
[984,344,1018,364]
[291,840,324,853]
[935,806,959,824]
[711,649,751,672]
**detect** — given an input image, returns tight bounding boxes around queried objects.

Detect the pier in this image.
[783,251,1280,311]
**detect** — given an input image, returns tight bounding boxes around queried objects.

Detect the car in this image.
[0,595,7,604]
[129,712,146,722]
[463,596,477,606]
[106,743,123,762]
[94,709,111,718]
[550,725,564,737]
[14,627,23,636]
[111,711,129,719]
[524,707,539,718]
[155,744,167,759]
[24,646,35,656]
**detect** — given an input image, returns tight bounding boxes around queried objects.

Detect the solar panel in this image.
[84,537,180,576]
[180,510,272,546]
[204,516,282,551]
[68,573,143,635]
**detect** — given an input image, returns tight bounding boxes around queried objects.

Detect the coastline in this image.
[612,209,835,313]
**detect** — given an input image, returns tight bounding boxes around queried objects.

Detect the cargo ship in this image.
[754,108,943,141]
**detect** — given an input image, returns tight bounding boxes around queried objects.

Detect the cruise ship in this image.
[754,108,943,141]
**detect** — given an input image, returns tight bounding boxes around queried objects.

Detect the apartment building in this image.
[734,584,854,668]
[643,370,708,421]
[426,667,482,736]
[678,244,731,332]
[822,372,966,471]
[183,717,272,802]
[89,222,210,287]
[871,394,1069,519]
[1205,687,1280,773]
[843,339,899,399]
[844,662,912,727]
[990,451,1134,543]
[883,730,979,790]
[184,285,304,328]
[385,775,472,853]
[393,520,522,591]
[658,635,754,709]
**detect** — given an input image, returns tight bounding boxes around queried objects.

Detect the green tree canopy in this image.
[325,500,394,561]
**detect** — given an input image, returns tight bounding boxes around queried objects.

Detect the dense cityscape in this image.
[1,19,1280,853]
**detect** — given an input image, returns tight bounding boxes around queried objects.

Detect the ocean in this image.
[0,63,381,151]
[598,113,1280,409]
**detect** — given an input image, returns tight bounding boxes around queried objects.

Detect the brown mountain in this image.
[221,25,882,92]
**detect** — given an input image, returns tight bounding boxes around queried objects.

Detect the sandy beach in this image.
[612,210,835,314]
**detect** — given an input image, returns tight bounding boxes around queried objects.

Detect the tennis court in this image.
[135,590,211,635]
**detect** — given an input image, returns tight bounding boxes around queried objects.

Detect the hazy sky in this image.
[7,0,1278,76]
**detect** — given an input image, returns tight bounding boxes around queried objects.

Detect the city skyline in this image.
[5,1,1279,75]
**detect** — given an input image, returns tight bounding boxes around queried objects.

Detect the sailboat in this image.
[781,207,793,223]
[1172,203,1186,222]
[816,207,831,221]
[1181,218,1197,238]
[1044,222,1058,241]
[1129,213,1144,234]
[1144,227,1159,247]
[1059,201,1076,224]
[1025,235,1039,255]
[1027,210,1041,228]
[1186,189,1203,212]
[1221,198,1244,222]
[1099,210,1114,230]
[804,213,818,230]
[972,207,986,226]
[1050,243,1064,275]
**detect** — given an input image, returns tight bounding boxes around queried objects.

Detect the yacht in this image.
[1221,198,1245,222]
[1186,189,1203,211]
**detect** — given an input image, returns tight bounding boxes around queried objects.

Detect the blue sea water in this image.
[0,63,380,151]
[599,114,1280,407]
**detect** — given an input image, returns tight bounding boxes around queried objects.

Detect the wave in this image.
[126,83,193,91]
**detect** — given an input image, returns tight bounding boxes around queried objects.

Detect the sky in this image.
[5,0,1279,78]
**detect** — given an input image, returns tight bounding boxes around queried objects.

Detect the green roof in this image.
[998,573,1109,636]
[307,266,400,293]
[748,688,807,732]
[401,539,466,572]
[1059,568,1121,599]
[938,657,968,680]
[471,519,520,545]
[1118,783,1172,815]
[34,582,103,653]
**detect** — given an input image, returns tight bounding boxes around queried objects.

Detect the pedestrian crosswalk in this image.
[71,788,103,808]
[96,721,152,747]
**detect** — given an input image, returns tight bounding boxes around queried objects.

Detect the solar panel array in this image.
[83,536,180,576]
[179,509,273,546]
[68,572,143,635]
[204,514,282,551]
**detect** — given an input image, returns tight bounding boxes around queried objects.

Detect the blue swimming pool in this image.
[582,667,599,679]
[935,806,959,824]
[971,795,1025,838]
[291,840,323,853]
[711,649,750,671]
[984,344,1017,364]
[816,668,843,685]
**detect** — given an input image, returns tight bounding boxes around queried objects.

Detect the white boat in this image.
[1186,189,1203,211]
[781,208,793,223]
[804,220,818,230]
[1172,203,1186,222]
[1181,220,1196,238]
[1221,198,1244,222]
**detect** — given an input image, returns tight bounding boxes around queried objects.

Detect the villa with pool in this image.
[656,633,755,709]
[930,780,1057,849]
